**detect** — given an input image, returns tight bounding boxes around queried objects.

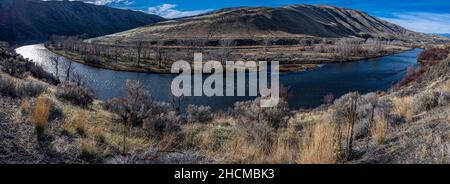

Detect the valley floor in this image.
[46,42,410,74]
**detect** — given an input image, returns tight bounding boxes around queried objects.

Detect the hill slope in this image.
[92,4,436,44]
[0,0,165,44]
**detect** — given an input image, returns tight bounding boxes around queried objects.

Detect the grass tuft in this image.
[33,96,52,134]
[371,115,389,145]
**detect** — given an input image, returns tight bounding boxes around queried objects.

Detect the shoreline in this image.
[45,44,413,74]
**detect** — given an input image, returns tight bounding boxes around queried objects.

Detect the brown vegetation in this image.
[298,123,337,164]
[33,96,52,134]
[418,47,449,63]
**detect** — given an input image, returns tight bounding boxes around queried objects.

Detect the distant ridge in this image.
[92,4,440,44]
[0,0,165,44]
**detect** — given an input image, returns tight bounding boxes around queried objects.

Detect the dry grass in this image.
[33,96,52,133]
[392,96,413,121]
[93,124,106,142]
[59,118,70,132]
[75,110,88,136]
[20,98,29,112]
[223,135,268,163]
[80,138,98,158]
[271,128,300,163]
[371,115,389,145]
[157,133,177,151]
[298,123,337,164]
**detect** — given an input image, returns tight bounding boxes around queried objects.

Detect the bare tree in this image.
[50,55,60,79]
[218,39,236,62]
[336,38,361,59]
[365,38,384,55]
[263,37,273,53]
[152,41,168,68]
[135,41,145,67]
[60,60,73,81]
[345,92,359,160]
[70,72,84,86]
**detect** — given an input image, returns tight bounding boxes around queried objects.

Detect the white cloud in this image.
[41,0,133,6]
[147,4,213,19]
[381,13,450,34]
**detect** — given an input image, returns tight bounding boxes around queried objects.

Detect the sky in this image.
[48,0,450,34]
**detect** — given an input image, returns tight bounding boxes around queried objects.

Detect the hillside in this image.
[0,0,165,44]
[1,43,449,163]
[91,4,441,44]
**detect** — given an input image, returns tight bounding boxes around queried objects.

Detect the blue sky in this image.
[62,0,450,34]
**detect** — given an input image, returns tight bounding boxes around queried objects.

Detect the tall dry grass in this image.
[298,123,337,164]
[33,96,52,133]
[75,110,88,136]
[392,96,413,122]
[371,115,389,145]
[271,128,300,163]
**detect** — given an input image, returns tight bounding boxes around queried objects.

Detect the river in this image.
[16,44,421,110]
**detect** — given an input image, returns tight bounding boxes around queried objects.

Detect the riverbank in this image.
[16,44,422,110]
[3,44,450,163]
[46,43,412,74]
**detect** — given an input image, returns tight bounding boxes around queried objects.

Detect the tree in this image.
[365,38,383,55]
[152,41,168,68]
[263,37,273,54]
[323,93,335,105]
[135,41,145,67]
[336,38,361,60]
[218,39,236,62]
[61,60,73,81]
[49,55,60,79]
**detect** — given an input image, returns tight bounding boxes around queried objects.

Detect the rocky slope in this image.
[0,0,165,44]
[91,4,443,44]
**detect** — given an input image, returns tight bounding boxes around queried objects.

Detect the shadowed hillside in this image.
[92,4,444,44]
[0,0,165,44]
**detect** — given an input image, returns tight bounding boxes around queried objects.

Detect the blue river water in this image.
[16,44,420,110]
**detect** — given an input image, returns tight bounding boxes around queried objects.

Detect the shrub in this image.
[186,105,213,123]
[447,110,450,124]
[425,58,450,81]
[396,65,427,88]
[103,81,151,126]
[391,96,413,121]
[232,98,290,129]
[19,80,47,97]
[323,93,335,105]
[0,75,46,98]
[224,119,276,163]
[103,80,175,128]
[33,96,52,134]
[0,47,58,84]
[0,74,16,97]
[418,47,449,62]
[56,81,94,107]
[83,54,101,65]
[413,90,440,113]
[437,89,450,106]
[143,111,181,137]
